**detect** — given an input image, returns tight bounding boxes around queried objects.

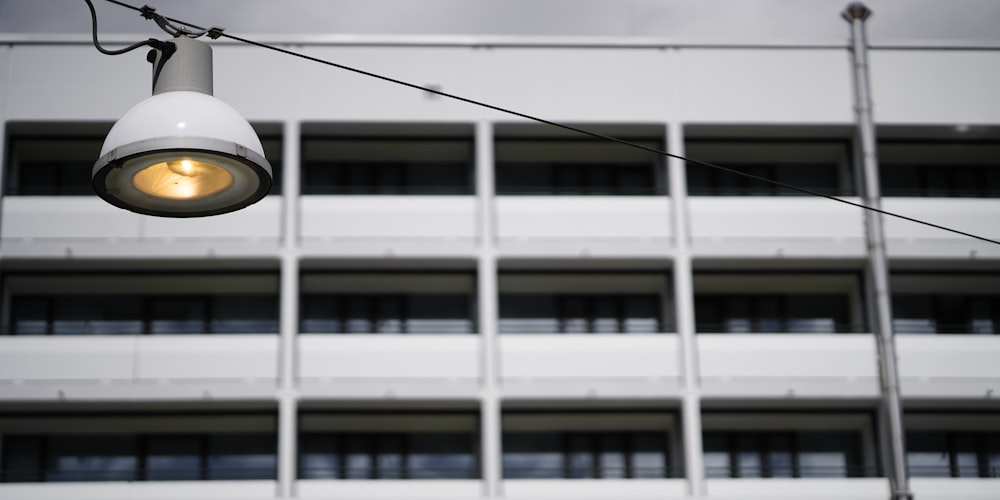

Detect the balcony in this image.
[299,196,477,258]
[883,198,1000,259]
[697,334,879,398]
[0,335,278,401]
[0,196,282,259]
[896,335,1000,398]
[297,335,480,399]
[705,478,889,499]
[499,334,681,398]
[298,480,481,499]
[0,481,278,500]
[688,197,866,258]
[495,196,672,258]
[502,479,687,498]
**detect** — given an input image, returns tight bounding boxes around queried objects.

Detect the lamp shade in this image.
[93,90,272,217]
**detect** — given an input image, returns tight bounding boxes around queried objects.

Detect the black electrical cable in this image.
[84,0,165,55]
[98,0,1000,246]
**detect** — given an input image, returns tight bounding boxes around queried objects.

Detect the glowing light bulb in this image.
[132,158,234,200]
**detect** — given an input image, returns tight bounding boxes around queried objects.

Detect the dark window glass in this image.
[908,432,1000,478]
[497,163,660,196]
[7,137,104,196]
[48,296,142,335]
[145,437,203,481]
[695,294,854,333]
[344,435,373,479]
[9,297,50,335]
[207,434,276,480]
[409,434,476,479]
[301,138,473,195]
[300,294,474,334]
[1,436,44,482]
[375,435,404,479]
[149,297,207,334]
[502,431,669,479]
[46,436,137,482]
[210,295,279,334]
[499,294,663,334]
[299,435,339,479]
[893,294,1000,334]
[704,431,866,479]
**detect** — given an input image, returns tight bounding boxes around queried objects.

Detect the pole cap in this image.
[842,2,872,21]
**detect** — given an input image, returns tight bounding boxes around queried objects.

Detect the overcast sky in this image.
[1,0,999,46]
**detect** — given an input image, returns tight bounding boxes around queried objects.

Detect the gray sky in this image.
[1,0,999,46]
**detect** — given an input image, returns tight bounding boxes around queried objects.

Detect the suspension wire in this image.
[83,0,166,55]
[98,0,1000,246]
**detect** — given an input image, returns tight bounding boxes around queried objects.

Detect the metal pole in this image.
[842,4,912,500]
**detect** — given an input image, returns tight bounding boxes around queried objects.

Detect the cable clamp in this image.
[140,5,158,20]
[207,27,226,39]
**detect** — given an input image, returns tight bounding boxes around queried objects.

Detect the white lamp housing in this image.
[93,37,271,217]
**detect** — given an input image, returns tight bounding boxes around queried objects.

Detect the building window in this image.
[499,294,662,334]
[893,294,1000,334]
[695,294,855,333]
[301,137,474,195]
[0,434,276,483]
[685,140,853,196]
[503,431,670,479]
[703,431,866,478]
[8,294,279,335]
[5,127,283,197]
[300,294,474,334]
[879,141,1000,197]
[299,432,477,479]
[495,137,664,196]
[907,432,1000,478]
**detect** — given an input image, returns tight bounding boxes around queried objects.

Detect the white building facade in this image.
[0,1,998,499]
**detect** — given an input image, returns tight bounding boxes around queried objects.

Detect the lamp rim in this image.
[93,137,272,218]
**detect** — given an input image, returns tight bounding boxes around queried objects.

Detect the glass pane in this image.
[969,297,997,334]
[299,434,339,479]
[46,435,137,482]
[146,436,202,481]
[374,297,403,334]
[632,432,668,478]
[592,297,619,333]
[207,434,276,480]
[344,297,372,333]
[754,296,782,333]
[10,297,49,335]
[694,298,723,333]
[766,434,793,478]
[798,432,857,478]
[300,295,341,333]
[409,433,476,479]
[624,295,660,333]
[555,164,586,195]
[344,435,372,479]
[617,165,654,195]
[499,296,558,333]
[702,433,731,478]
[408,295,472,334]
[503,433,561,479]
[598,434,627,479]
[954,435,980,478]
[375,435,404,479]
[786,295,846,333]
[735,435,763,478]
[2,436,43,482]
[907,432,950,477]
[561,297,589,333]
[568,434,594,478]
[724,297,753,334]
[893,295,937,334]
[496,163,551,195]
[988,434,1000,479]
[408,163,470,195]
[211,295,279,334]
[150,297,207,334]
[52,296,141,335]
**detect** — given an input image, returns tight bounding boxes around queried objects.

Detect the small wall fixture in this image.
[88,4,271,217]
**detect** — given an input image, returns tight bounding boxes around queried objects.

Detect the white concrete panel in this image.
[0,481,278,500]
[298,480,482,498]
[0,337,135,381]
[705,478,889,499]
[1,197,282,256]
[896,335,1000,399]
[909,478,1000,500]
[298,334,480,380]
[882,199,1000,259]
[688,198,867,258]
[697,334,880,398]
[496,197,672,257]
[503,479,688,498]
[134,335,279,381]
[300,196,477,254]
[871,51,1000,124]
[677,49,854,123]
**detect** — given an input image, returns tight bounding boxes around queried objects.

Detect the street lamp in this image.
[90,14,271,217]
